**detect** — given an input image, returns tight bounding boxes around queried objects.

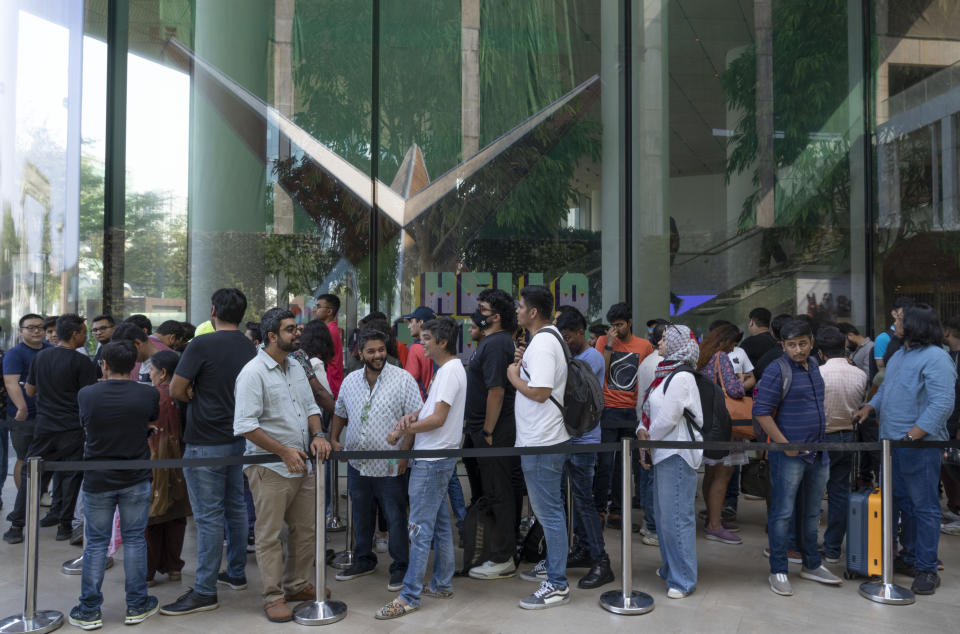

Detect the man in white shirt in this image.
[375,317,466,619]
[507,285,570,610]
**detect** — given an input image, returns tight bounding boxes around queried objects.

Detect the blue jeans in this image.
[348,464,409,573]
[565,451,606,560]
[638,465,656,532]
[447,470,466,527]
[892,446,942,573]
[521,446,569,587]
[400,458,456,607]
[80,480,152,613]
[767,452,829,574]
[183,441,248,596]
[822,431,855,557]
[654,455,698,594]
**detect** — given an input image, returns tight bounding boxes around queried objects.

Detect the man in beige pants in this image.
[234,308,331,622]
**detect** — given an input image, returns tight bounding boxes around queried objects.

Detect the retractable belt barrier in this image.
[3,438,959,631]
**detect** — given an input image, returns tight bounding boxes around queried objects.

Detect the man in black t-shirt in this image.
[160,289,257,616]
[3,314,97,545]
[464,289,522,580]
[740,307,778,367]
[70,340,160,629]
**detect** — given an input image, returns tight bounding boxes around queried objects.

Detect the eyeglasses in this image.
[91,327,112,333]
[20,325,43,332]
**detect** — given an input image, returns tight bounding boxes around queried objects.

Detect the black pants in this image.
[10,429,84,528]
[462,432,483,506]
[857,417,881,485]
[595,425,640,515]
[467,420,522,563]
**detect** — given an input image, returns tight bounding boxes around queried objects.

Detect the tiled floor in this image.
[1,474,958,633]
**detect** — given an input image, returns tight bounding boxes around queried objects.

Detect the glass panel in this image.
[874,0,960,325]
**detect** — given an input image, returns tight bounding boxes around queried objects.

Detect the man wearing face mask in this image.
[464,289,521,581]
[329,328,423,592]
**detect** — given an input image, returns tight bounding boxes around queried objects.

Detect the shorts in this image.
[9,419,36,461]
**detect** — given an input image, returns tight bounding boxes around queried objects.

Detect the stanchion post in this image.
[858,438,915,605]
[294,455,347,625]
[327,459,345,532]
[332,480,354,570]
[566,470,574,550]
[599,439,654,615]
[0,457,64,633]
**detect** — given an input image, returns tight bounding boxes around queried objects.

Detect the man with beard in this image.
[330,328,422,592]
[234,309,332,622]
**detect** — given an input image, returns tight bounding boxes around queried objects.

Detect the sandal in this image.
[375,598,418,620]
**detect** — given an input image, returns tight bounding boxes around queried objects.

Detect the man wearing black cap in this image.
[402,306,437,399]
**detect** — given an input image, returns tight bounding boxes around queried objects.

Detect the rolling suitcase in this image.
[845,487,882,579]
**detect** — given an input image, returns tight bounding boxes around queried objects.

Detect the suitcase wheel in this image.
[842,570,859,580]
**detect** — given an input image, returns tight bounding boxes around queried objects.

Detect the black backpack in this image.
[526,328,604,438]
[663,364,731,460]
[752,356,794,442]
[459,497,497,574]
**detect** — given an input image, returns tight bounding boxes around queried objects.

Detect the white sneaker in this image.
[941,520,960,535]
[667,587,690,599]
[40,493,52,507]
[641,532,659,547]
[519,560,547,582]
[769,573,793,596]
[468,559,517,580]
[800,565,842,586]
[375,534,388,553]
[943,509,960,523]
[518,582,569,610]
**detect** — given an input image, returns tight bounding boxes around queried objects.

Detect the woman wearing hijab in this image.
[638,324,702,599]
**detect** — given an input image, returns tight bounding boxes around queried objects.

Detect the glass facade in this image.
[2,0,959,348]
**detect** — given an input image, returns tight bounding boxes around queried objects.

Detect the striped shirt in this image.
[752,353,827,461]
[819,357,867,433]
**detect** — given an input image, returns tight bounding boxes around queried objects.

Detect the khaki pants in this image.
[245,465,315,604]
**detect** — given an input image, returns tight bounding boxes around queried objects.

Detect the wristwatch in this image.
[313,432,328,439]
[604,345,613,351]
[902,432,917,442]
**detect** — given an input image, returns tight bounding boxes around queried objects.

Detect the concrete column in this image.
[942,114,957,229]
[631,0,670,324]
[847,0,867,329]
[600,0,623,313]
[461,0,480,159]
[188,0,271,321]
[273,0,295,237]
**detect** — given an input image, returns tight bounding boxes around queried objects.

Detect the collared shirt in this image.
[234,348,322,478]
[334,363,423,477]
[819,357,867,433]
[753,353,827,463]
[850,337,873,376]
[868,344,956,441]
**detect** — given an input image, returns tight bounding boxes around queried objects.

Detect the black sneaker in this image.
[56,523,73,541]
[69,522,84,546]
[911,571,940,595]
[68,605,103,630]
[246,534,256,553]
[125,595,159,625]
[39,513,59,528]
[566,547,592,569]
[893,556,916,578]
[216,572,248,591]
[387,568,406,592]
[2,526,23,544]
[159,589,219,616]
[335,563,377,581]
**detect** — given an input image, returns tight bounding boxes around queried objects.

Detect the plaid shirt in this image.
[819,357,867,433]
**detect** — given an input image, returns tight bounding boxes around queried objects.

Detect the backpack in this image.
[526,328,604,438]
[752,356,794,442]
[459,497,497,574]
[519,519,546,563]
[663,365,731,460]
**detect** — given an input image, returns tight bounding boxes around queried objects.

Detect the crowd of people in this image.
[0,288,957,629]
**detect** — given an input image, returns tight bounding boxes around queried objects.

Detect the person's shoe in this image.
[263,598,293,623]
[763,546,802,564]
[800,565,842,586]
[159,589,219,615]
[518,582,570,610]
[911,570,940,595]
[375,534,388,553]
[246,534,256,553]
[387,568,405,592]
[168,571,181,582]
[39,513,59,528]
[422,587,455,599]
[216,572,247,591]
[893,556,916,577]
[641,532,659,546]
[68,605,103,630]
[578,556,614,589]
[822,552,841,564]
[375,597,418,620]
[606,513,621,528]
[3,526,24,544]
[56,523,73,541]
[69,523,84,546]
[721,505,738,522]
[519,559,547,582]
[721,520,740,533]
[335,563,377,581]
[704,526,741,545]
[566,547,592,568]
[285,584,330,602]
[124,596,159,625]
[40,492,52,507]
[469,559,517,579]
[941,520,960,535]
[667,587,690,599]
[769,573,793,596]
[943,508,960,523]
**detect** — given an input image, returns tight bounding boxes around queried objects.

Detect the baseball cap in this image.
[401,306,436,321]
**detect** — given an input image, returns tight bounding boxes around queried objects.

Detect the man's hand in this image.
[281,446,309,474]
[398,459,408,475]
[395,413,417,431]
[507,362,520,382]
[513,345,525,364]
[386,430,403,446]
[14,407,28,422]
[636,427,650,441]
[607,325,617,341]
[185,384,195,401]
[852,404,874,427]
[310,436,331,461]
[484,434,493,447]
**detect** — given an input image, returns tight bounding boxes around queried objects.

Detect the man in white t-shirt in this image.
[507,285,570,610]
[376,317,466,620]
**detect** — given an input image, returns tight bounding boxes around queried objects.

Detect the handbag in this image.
[740,457,770,499]
[714,357,754,438]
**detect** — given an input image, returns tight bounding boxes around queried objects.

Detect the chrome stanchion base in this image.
[293,600,347,626]
[326,516,346,533]
[599,590,655,615]
[331,550,353,570]
[61,556,112,576]
[0,609,64,633]
[858,581,915,605]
